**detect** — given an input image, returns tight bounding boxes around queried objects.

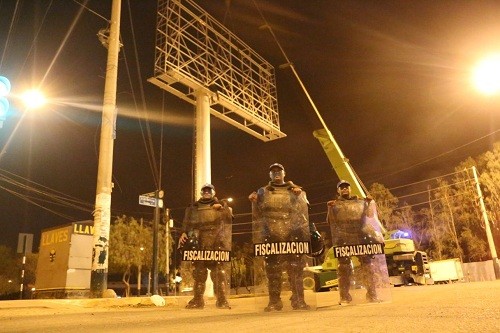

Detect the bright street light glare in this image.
[22,89,46,109]
[473,54,500,95]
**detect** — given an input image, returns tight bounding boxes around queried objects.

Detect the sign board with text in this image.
[139,195,163,208]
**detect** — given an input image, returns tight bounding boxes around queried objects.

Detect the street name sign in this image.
[139,195,163,208]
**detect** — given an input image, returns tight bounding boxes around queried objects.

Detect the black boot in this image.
[264,298,283,312]
[186,282,205,309]
[216,298,231,309]
[362,257,380,303]
[212,268,231,309]
[215,285,231,309]
[264,271,283,312]
[290,271,310,310]
[264,260,283,311]
[291,288,311,310]
[292,298,310,310]
[338,261,353,304]
[365,280,379,303]
[186,297,204,309]
[339,292,352,304]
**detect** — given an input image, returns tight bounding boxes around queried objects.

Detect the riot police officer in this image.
[327,180,384,303]
[249,163,311,311]
[179,184,232,309]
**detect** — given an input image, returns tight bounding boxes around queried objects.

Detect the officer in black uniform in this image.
[249,163,311,311]
[327,180,383,303]
[179,184,232,309]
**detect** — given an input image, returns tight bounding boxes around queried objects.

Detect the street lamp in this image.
[21,89,46,109]
[471,167,500,279]
[472,54,500,96]
[470,56,500,278]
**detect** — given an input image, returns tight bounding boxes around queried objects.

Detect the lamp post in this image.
[472,166,500,279]
[472,55,500,278]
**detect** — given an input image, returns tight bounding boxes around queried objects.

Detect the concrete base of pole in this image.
[493,258,500,279]
[90,270,107,298]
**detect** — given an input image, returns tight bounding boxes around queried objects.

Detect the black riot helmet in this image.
[337,180,350,188]
[269,163,286,184]
[269,163,285,171]
[201,183,215,191]
[200,183,215,198]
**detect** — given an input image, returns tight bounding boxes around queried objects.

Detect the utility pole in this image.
[428,185,442,260]
[165,208,171,294]
[472,166,500,279]
[152,190,162,295]
[90,0,121,297]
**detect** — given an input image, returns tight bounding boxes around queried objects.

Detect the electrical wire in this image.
[0,0,20,70]
[228,166,480,227]
[70,0,108,22]
[393,191,472,211]
[391,178,473,201]
[251,0,370,197]
[388,168,470,191]
[12,0,54,83]
[124,0,160,188]
[373,129,500,183]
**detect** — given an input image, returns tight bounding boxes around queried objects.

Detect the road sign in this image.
[141,191,156,197]
[17,233,33,254]
[139,195,156,207]
[139,195,163,208]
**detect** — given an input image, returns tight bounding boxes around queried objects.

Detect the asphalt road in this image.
[1,280,499,333]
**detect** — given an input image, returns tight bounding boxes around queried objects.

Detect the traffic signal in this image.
[0,76,11,128]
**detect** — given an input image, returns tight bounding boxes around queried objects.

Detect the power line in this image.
[0,0,20,70]
[373,129,500,182]
[393,192,470,212]
[388,168,469,191]
[70,0,108,22]
[391,178,473,201]
[229,167,479,221]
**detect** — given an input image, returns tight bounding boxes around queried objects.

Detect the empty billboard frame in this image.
[148,0,286,141]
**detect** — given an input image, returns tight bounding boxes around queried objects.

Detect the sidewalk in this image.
[1,281,500,333]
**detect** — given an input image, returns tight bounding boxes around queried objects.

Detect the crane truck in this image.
[303,129,432,292]
[262,24,432,290]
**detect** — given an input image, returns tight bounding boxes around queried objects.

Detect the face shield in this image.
[200,186,215,199]
[269,168,285,182]
[337,183,351,197]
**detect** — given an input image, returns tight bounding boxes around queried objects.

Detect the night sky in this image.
[1,0,500,250]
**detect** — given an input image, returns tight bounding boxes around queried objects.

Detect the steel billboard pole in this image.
[90,0,121,297]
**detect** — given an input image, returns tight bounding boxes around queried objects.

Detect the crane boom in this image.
[313,128,366,198]
[256,10,369,198]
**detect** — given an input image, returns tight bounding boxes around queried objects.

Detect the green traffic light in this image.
[0,76,11,96]
[0,98,8,115]
[0,76,11,127]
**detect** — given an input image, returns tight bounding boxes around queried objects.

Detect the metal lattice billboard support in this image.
[148,0,285,142]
